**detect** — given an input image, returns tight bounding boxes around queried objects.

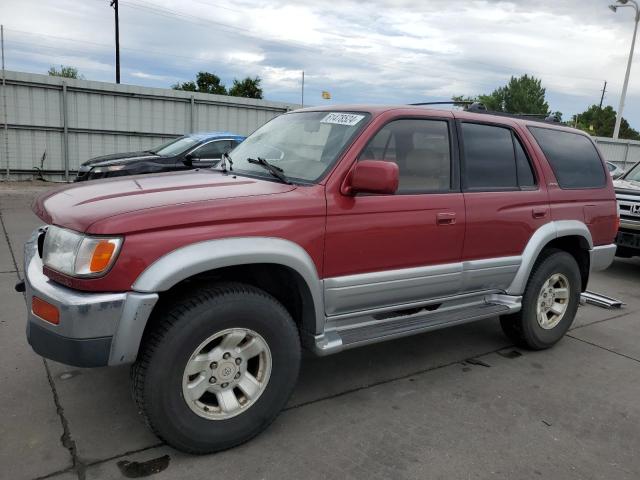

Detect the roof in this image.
[188,131,246,140]
[292,104,585,135]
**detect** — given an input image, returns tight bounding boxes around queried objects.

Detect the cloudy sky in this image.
[1,0,639,126]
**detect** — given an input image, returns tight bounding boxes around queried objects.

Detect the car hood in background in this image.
[81,151,161,168]
[614,178,640,194]
[33,170,296,233]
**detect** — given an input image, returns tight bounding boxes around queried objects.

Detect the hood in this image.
[81,151,160,167]
[613,178,640,194]
[33,170,296,233]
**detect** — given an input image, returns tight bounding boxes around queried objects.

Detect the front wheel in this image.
[131,282,301,454]
[500,249,581,350]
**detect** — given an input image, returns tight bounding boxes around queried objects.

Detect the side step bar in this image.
[310,295,520,356]
[581,291,624,309]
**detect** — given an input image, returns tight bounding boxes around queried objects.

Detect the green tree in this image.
[572,105,640,140]
[172,72,226,94]
[453,74,550,115]
[48,65,83,79]
[228,76,263,99]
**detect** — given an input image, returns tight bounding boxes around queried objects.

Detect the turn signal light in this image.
[32,297,60,325]
[90,240,117,273]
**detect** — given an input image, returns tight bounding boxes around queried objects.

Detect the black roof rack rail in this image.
[409,101,561,124]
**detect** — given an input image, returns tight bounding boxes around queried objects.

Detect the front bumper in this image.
[23,229,158,367]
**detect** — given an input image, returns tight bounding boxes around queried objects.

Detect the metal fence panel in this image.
[594,137,640,171]
[1,70,296,179]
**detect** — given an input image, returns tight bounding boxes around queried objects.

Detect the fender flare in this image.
[132,237,325,333]
[506,220,593,295]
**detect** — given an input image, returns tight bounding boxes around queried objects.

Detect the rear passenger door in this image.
[458,121,550,291]
[323,116,466,316]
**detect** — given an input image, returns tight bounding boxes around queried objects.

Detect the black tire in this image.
[131,282,301,454]
[500,249,581,350]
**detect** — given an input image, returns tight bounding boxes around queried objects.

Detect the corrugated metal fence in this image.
[0,70,296,180]
[594,137,640,171]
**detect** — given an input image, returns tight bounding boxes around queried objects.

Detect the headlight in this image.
[92,165,127,174]
[42,226,122,277]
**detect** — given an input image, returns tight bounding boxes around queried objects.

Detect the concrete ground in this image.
[1,181,640,480]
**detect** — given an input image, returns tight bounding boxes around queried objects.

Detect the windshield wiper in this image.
[220,152,234,172]
[247,157,291,184]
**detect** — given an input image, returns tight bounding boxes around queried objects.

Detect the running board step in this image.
[311,302,512,355]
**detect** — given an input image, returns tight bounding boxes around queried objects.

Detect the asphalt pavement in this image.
[1,181,640,480]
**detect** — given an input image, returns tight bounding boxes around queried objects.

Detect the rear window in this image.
[529,127,606,189]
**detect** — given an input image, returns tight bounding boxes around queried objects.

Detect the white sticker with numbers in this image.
[320,112,365,126]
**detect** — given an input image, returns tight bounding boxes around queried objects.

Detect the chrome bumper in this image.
[589,244,617,272]
[23,229,158,367]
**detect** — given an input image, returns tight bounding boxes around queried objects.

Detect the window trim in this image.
[527,125,607,190]
[458,120,540,193]
[356,116,460,195]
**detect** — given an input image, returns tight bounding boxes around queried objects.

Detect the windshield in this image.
[624,162,640,182]
[153,136,200,156]
[229,111,370,183]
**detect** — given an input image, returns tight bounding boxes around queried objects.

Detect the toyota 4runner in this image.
[18,105,618,454]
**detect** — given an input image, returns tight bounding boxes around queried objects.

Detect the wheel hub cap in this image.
[536,273,570,330]
[181,327,272,420]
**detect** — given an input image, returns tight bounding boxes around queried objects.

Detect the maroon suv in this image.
[20,105,618,453]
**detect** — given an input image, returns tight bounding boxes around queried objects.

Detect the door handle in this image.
[436,212,457,225]
[532,207,548,219]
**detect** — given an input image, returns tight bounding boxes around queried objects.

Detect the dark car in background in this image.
[75,132,246,181]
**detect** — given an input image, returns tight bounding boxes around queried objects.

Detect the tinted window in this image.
[529,127,606,189]
[462,123,517,189]
[359,119,451,193]
[514,137,536,187]
[193,140,231,158]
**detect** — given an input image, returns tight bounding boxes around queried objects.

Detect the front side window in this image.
[461,123,537,190]
[153,136,200,156]
[229,111,370,183]
[529,127,606,189]
[192,140,232,159]
[359,119,451,193]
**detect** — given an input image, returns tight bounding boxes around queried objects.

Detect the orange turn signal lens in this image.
[32,296,60,325]
[90,240,117,273]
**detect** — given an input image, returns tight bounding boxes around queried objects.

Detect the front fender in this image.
[132,236,325,333]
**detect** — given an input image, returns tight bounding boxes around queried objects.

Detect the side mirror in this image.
[183,153,195,165]
[343,160,399,195]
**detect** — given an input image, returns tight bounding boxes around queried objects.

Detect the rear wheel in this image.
[500,249,581,350]
[131,282,301,454]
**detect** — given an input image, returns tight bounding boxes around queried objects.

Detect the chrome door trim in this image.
[323,256,522,316]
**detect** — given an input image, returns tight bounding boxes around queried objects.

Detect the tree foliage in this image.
[172,72,262,99]
[453,74,550,115]
[228,76,263,99]
[572,105,640,140]
[48,65,83,79]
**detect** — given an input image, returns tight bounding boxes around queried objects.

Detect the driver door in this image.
[323,115,466,316]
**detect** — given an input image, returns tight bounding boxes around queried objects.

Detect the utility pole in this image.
[1,25,9,180]
[301,71,304,108]
[599,80,607,109]
[110,0,120,83]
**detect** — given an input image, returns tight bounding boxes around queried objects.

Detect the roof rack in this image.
[409,101,561,124]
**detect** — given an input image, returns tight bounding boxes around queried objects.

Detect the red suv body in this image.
[21,105,618,453]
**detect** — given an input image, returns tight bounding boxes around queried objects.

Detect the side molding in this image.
[132,237,325,333]
[506,220,593,295]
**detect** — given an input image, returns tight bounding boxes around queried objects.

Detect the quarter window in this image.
[461,123,536,190]
[529,127,606,189]
[359,119,451,193]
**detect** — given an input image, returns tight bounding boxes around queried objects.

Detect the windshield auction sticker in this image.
[320,113,365,126]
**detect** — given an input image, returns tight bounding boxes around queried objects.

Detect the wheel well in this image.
[541,236,590,291]
[145,263,317,337]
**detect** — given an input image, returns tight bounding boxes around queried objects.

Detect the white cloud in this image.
[0,0,639,125]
